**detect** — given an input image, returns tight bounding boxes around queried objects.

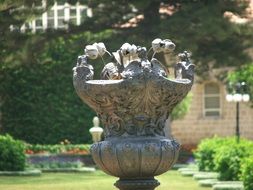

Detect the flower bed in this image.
[25,143,91,155]
[25,143,95,169]
[177,144,196,164]
[27,153,95,168]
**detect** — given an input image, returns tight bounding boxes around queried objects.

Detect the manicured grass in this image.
[0,170,211,190]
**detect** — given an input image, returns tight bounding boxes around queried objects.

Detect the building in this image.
[10,1,92,33]
[170,0,253,146]
[171,79,253,146]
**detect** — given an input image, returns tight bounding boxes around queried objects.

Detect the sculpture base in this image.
[90,137,180,178]
[114,178,160,190]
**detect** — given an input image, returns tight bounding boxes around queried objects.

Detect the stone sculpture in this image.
[73,38,194,190]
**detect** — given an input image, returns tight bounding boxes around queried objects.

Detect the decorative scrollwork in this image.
[73,39,194,138]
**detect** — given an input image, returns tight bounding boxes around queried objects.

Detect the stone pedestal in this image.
[115,178,160,190]
[91,136,179,190]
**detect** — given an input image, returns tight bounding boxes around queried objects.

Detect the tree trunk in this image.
[141,0,161,38]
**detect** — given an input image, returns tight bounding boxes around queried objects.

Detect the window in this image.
[35,16,43,31]
[57,7,66,28]
[20,22,32,32]
[47,9,55,28]
[33,1,43,7]
[80,8,88,23]
[70,8,77,24]
[57,0,65,5]
[14,1,91,33]
[204,83,221,117]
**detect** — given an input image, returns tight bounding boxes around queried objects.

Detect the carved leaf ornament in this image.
[73,39,194,138]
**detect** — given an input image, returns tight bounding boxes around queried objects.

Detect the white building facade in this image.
[10,1,92,33]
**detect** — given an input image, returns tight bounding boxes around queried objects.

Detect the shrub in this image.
[194,136,233,171]
[241,156,253,190]
[0,135,26,171]
[214,139,253,181]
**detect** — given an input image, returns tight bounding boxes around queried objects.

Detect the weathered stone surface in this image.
[212,181,244,190]
[73,41,194,190]
[115,178,160,190]
[90,137,179,178]
[193,172,219,180]
[198,179,219,187]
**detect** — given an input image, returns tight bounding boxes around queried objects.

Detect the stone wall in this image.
[171,81,253,145]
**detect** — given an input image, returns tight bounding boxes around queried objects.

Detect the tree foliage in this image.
[0,0,252,144]
[228,63,253,105]
[0,30,114,144]
[171,93,192,121]
[85,1,252,65]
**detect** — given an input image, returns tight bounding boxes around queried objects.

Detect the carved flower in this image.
[93,42,106,56]
[152,38,163,53]
[85,45,99,59]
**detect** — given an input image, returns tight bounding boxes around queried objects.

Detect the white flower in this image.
[152,38,163,53]
[120,43,132,56]
[129,44,137,55]
[94,42,106,56]
[85,45,99,59]
[163,39,175,53]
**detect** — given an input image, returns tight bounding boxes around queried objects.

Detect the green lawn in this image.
[0,170,211,190]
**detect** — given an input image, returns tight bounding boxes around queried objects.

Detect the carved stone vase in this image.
[73,40,194,190]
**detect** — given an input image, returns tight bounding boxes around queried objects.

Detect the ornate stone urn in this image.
[73,39,194,190]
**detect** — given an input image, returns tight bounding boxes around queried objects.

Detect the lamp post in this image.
[226,82,250,143]
[89,116,103,143]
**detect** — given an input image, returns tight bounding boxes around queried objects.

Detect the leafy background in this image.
[0,0,252,144]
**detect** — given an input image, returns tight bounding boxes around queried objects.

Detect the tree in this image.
[1,0,252,144]
[228,63,253,105]
[86,0,253,128]
[0,0,104,143]
[0,0,53,68]
[2,0,252,71]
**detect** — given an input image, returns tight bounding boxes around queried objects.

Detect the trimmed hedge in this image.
[194,136,232,172]
[0,135,26,171]
[214,139,253,181]
[240,156,253,190]
[194,137,253,182]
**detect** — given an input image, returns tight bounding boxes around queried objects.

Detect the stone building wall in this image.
[171,81,253,145]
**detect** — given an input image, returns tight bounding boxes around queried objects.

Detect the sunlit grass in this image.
[0,170,211,190]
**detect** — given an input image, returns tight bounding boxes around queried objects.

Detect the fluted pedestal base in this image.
[115,178,160,190]
[91,137,180,190]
